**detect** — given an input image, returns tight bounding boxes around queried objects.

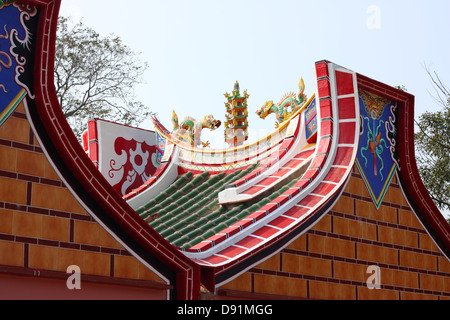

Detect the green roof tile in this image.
[137,172,192,215]
[140,163,285,248]
[172,236,189,247]
[145,172,209,225]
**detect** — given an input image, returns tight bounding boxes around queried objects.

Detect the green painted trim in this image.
[356,159,397,210]
[0,89,27,128]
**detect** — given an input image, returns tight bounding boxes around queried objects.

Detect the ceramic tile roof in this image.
[136,163,315,250]
[138,168,260,244]
[17,3,450,299]
[186,63,360,270]
[132,101,312,250]
[124,61,361,287]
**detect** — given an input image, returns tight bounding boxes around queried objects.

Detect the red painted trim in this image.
[0,265,172,290]
[20,0,200,300]
[189,62,360,291]
[357,73,450,257]
[86,120,99,167]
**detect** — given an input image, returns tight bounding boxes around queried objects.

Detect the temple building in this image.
[0,0,449,300]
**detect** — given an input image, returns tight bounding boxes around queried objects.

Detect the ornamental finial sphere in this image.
[234,80,240,93]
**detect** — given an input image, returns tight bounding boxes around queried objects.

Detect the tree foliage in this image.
[55,17,151,138]
[415,67,450,213]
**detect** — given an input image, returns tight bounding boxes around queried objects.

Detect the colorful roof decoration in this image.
[82,119,161,197]
[122,62,360,289]
[224,81,249,147]
[356,90,397,209]
[87,60,450,293]
[171,111,221,148]
[1,0,448,300]
[79,59,366,290]
[256,78,308,129]
[0,2,34,127]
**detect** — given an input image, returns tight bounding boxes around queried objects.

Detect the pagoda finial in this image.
[233,80,240,94]
[224,80,249,148]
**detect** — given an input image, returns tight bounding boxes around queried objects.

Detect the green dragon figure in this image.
[172,111,221,148]
[256,78,307,128]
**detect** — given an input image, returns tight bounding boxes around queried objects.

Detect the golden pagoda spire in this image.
[224,80,249,148]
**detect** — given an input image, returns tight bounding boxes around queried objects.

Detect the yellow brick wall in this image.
[221,167,450,300]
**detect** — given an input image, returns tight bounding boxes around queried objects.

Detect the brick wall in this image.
[220,167,450,300]
[0,102,168,299]
[1,102,448,300]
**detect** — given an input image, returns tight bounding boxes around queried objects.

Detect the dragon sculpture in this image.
[171,111,221,148]
[256,78,307,127]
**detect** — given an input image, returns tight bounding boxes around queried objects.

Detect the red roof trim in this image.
[21,0,199,300]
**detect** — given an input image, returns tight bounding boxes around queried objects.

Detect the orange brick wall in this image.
[220,167,450,300]
[0,103,167,298]
[2,102,449,300]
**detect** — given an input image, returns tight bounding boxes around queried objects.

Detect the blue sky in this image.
[60,0,450,146]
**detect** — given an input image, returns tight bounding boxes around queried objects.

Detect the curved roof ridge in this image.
[171,62,361,291]
[184,64,360,283]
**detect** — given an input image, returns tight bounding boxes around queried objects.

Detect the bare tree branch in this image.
[55,16,150,139]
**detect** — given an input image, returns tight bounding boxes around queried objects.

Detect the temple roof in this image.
[11,0,450,300]
[122,63,358,282]
[75,60,450,294]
